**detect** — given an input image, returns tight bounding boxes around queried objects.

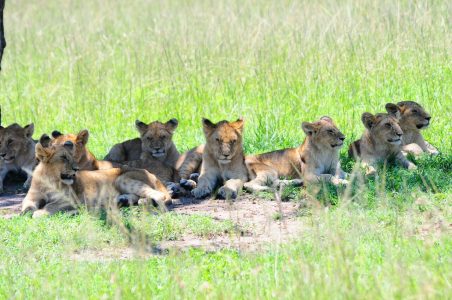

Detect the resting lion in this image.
[349,103,417,176]
[21,135,171,218]
[191,118,248,199]
[394,101,439,156]
[0,123,36,193]
[244,116,348,192]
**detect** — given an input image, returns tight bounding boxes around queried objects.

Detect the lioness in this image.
[21,135,171,218]
[104,119,180,167]
[50,130,117,170]
[0,123,36,193]
[191,118,248,199]
[394,101,439,156]
[348,103,417,176]
[244,116,347,192]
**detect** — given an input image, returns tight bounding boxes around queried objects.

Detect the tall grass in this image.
[0,0,450,298]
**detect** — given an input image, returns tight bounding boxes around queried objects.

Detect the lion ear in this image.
[165,118,178,133]
[385,103,401,119]
[135,120,148,136]
[302,122,318,136]
[23,123,34,138]
[52,130,63,138]
[202,118,216,135]
[230,118,244,133]
[39,134,51,148]
[76,129,89,146]
[361,113,376,130]
[320,116,334,125]
[35,142,52,162]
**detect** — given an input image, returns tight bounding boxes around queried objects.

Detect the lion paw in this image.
[217,186,238,200]
[192,186,212,199]
[331,177,349,186]
[180,179,197,190]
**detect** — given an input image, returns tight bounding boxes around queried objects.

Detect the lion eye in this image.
[7,139,13,144]
[385,123,391,128]
[327,130,334,134]
[216,138,220,143]
[147,137,152,142]
[412,110,418,114]
[231,140,236,144]
[61,155,68,162]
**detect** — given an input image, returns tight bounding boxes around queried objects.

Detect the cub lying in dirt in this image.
[244,116,348,192]
[21,135,171,218]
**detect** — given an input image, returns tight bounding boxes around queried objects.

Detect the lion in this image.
[191,118,248,199]
[49,130,118,170]
[244,116,348,192]
[394,101,439,156]
[21,135,171,218]
[0,123,36,193]
[348,103,417,176]
[104,119,180,167]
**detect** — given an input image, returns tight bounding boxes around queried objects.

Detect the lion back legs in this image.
[243,160,279,193]
[115,170,172,209]
[104,144,126,162]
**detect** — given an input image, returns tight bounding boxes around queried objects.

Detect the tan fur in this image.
[104,119,180,166]
[21,137,171,218]
[191,118,248,199]
[0,123,36,193]
[244,117,347,192]
[49,130,118,170]
[349,103,417,176]
[175,144,204,188]
[395,101,439,156]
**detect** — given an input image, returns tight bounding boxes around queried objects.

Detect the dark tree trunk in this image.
[0,0,5,70]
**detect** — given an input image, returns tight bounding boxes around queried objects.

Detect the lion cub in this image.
[104,119,180,167]
[21,135,171,218]
[395,101,439,156]
[50,130,117,170]
[0,123,36,193]
[349,103,417,176]
[244,116,347,192]
[191,118,248,199]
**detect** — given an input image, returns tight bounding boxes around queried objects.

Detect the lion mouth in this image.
[387,138,401,144]
[218,159,232,164]
[3,156,15,163]
[331,143,343,148]
[151,151,166,158]
[60,174,75,185]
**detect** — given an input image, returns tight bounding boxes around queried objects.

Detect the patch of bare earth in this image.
[71,194,305,261]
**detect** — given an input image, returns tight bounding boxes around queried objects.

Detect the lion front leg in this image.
[395,152,417,170]
[425,141,439,155]
[191,171,219,199]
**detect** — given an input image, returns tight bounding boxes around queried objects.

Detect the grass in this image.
[0,0,451,298]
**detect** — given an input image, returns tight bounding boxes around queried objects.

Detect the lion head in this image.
[0,123,34,164]
[396,101,431,131]
[49,130,90,164]
[202,118,244,164]
[361,103,404,146]
[135,119,178,158]
[302,116,345,149]
[35,134,79,185]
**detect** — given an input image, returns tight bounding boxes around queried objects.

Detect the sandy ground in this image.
[1,178,304,256]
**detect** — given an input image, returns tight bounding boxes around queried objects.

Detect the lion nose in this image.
[425,116,431,121]
[0,153,5,158]
[396,132,403,137]
[223,154,231,158]
[339,136,345,141]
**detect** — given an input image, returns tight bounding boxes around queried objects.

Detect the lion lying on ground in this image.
[21,135,171,218]
[244,116,348,192]
[191,118,248,199]
[394,101,439,156]
[349,103,417,176]
[0,123,36,193]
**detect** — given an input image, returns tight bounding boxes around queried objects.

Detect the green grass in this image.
[0,0,451,298]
